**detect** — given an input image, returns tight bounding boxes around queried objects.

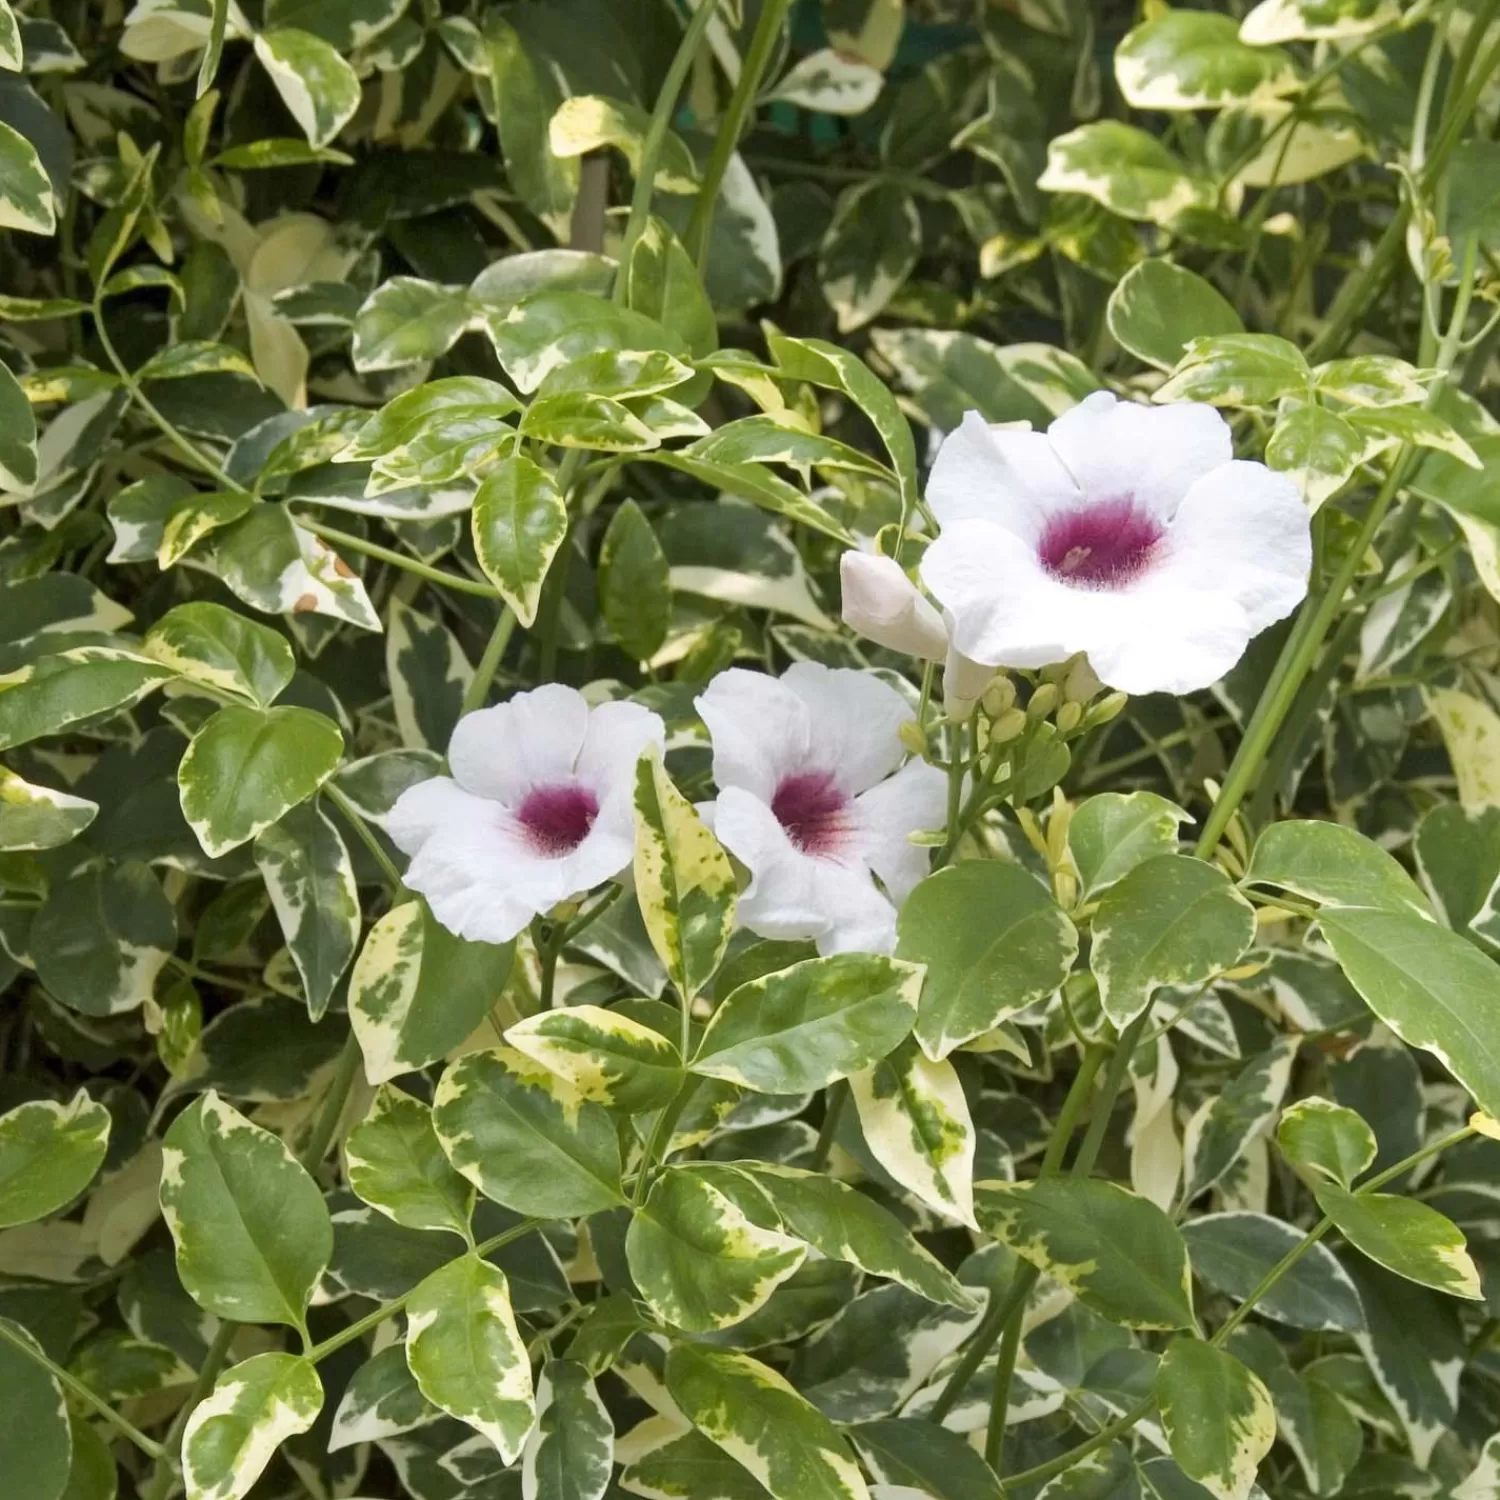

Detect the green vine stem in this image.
[684,0,793,266]
[615,0,725,294]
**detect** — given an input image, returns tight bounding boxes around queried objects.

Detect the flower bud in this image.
[1064,656,1102,704]
[840,552,947,662]
[1055,700,1083,735]
[981,676,1016,719]
[990,707,1027,744]
[1087,691,1128,726]
[1027,682,1059,721]
[898,719,929,757]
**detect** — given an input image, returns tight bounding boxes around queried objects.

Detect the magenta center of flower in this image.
[1038,499,1164,589]
[516,782,599,856]
[771,771,851,855]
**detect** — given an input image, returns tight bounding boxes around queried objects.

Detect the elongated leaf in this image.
[1314,1183,1482,1299]
[1181,1039,1296,1201]
[253,29,360,148]
[348,899,514,1084]
[0,1318,72,1500]
[693,953,921,1094]
[665,1344,869,1500]
[976,1177,1196,1330]
[1276,1097,1377,1188]
[406,1254,534,1462]
[160,1092,332,1331]
[505,1004,683,1113]
[0,1090,110,1228]
[1244,821,1430,917]
[329,1344,436,1451]
[1068,792,1191,899]
[144,602,294,708]
[181,1352,322,1500]
[627,1166,806,1332]
[1091,855,1256,1027]
[1156,1339,1275,1500]
[471,454,566,628]
[634,749,736,1004]
[898,863,1077,1060]
[0,647,173,751]
[178,704,343,858]
[344,1084,473,1241]
[433,1046,624,1218]
[523,1360,614,1500]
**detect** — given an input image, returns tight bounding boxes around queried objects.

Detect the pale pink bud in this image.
[839,551,947,662]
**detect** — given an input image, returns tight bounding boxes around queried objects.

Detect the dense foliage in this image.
[5,3,1500,1500]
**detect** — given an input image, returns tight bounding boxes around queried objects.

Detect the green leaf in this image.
[740,1163,972,1308]
[1182,1038,1297,1201]
[1090,855,1255,1028]
[523,1360,614,1500]
[624,217,718,359]
[181,1352,322,1500]
[471,453,567,629]
[253,29,361,149]
[688,414,892,481]
[1107,259,1244,372]
[620,1426,773,1500]
[976,1177,1196,1331]
[0,1318,72,1500]
[348,899,515,1084]
[1314,1183,1482,1299]
[599,500,671,662]
[137,341,259,383]
[504,1003,683,1113]
[849,1037,975,1226]
[549,94,698,193]
[405,1253,534,1462]
[1068,792,1191,899]
[345,376,519,485]
[627,1165,806,1332]
[850,1419,1003,1500]
[634,749,737,1004]
[1317,905,1500,1118]
[765,334,921,524]
[352,278,471,373]
[484,291,681,394]
[344,1083,473,1241]
[1154,334,1311,408]
[1182,1213,1364,1332]
[59,1411,116,1500]
[1116,10,1299,110]
[0,355,37,491]
[1244,820,1431,916]
[1266,402,1366,510]
[818,179,919,333]
[1156,1339,1275,1500]
[520,390,658,451]
[32,859,176,1016]
[650,450,855,543]
[144,602,294,709]
[897,863,1077,1061]
[178,704,343,858]
[0,647,174,751]
[212,138,353,169]
[329,1344,436,1451]
[0,2,19,70]
[157,490,255,570]
[664,1344,869,1500]
[0,765,97,852]
[1276,1097,1377,1188]
[386,599,471,752]
[253,800,358,1020]
[0,118,55,235]
[1040,122,1214,226]
[432,1046,624,1218]
[160,1092,332,1331]
[0,1089,111,1228]
[692,953,921,1094]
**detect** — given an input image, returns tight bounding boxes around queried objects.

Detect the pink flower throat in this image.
[517,782,599,855]
[1038,499,1163,588]
[771,770,849,855]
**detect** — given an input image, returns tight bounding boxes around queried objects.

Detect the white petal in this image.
[840,551,948,661]
[549,822,636,899]
[926,411,1079,536]
[386,776,475,859]
[448,683,590,805]
[576,699,667,806]
[1159,459,1311,636]
[1046,393,1233,517]
[942,637,993,719]
[714,786,832,943]
[1081,582,1255,696]
[851,758,948,904]
[812,866,900,955]
[696,669,810,802]
[921,520,1080,670]
[782,662,913,795]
